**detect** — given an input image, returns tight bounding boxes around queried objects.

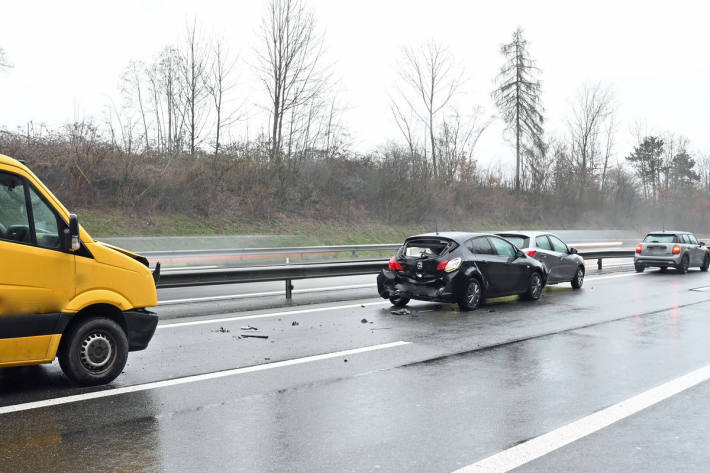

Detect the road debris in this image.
[361,318,368,323]
[213,326,230,333]
[391,308,411,315]
[240,325,259,331]
[240,334,269,339]
[291,321,300,326]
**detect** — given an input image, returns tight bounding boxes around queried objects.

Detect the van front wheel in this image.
[58,317,128,386]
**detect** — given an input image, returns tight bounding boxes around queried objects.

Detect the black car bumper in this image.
[123,309,159,351]
[377,269,465,303]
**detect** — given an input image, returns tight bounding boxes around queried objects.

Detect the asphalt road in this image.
[3,267,710,472]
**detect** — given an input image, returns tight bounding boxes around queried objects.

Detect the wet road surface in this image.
[2,268,710,472]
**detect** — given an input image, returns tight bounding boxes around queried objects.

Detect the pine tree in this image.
[493,27,544,191]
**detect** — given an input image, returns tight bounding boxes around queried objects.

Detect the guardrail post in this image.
[597,258,602,270]
[285,279,293,300]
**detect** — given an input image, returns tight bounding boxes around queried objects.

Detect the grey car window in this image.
[548,235,568,253]
[644,234,675,243]
[535,235,552,250]
[680,234,689,244]
[467,237,495,255]
[689,234,699,245]
[489,236,517,258]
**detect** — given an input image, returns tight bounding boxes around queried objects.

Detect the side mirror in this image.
[517,249,526,259]
[569,247,578,254]
[68,214,80,251]
[700,242,705,247]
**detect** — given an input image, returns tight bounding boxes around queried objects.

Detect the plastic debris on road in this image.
[390,308,411,315]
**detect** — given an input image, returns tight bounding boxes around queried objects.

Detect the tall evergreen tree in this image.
[493,27,544,191]
[626,136,664,201]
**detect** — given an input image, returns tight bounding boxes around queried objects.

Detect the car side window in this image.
[0,172,32,244]
[548,235,569,253]
[680,234,689,244]
[689,234,698,245]
[535,235,552,250]
[28,185,61,250]
[467,237,495,255]
[488,236,517,258]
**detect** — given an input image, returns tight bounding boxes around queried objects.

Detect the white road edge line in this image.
[159,283,375,305]
[0,341,410,416]
[586,272,641,281]
[452,362,710,473]
[158,301,390,329]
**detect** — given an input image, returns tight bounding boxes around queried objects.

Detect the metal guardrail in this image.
[156,248,637,298]
[144,244,401,258]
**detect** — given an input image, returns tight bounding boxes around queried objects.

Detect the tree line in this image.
[2,1,710,232]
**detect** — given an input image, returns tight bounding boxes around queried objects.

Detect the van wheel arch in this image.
[59,304,127,353]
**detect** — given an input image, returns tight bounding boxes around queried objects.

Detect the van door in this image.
[0,171,75,364]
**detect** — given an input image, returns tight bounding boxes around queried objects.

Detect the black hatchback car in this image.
[377,232,548,311]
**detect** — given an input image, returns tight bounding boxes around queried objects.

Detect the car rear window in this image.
[498,234,529,248]
[402,238,457,257]
[644,234,676,243]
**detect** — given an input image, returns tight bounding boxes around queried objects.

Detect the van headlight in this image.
[444,257,462,272]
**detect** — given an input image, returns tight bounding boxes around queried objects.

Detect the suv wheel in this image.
[571,266,584,289]
[58,317,128,386]
[458,278,482,311]
[524,272,544,300]
[677,255,690,274]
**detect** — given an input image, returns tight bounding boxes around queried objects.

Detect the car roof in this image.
[409,231,491,243]
[646,230,689,234]
[496,230,557,238]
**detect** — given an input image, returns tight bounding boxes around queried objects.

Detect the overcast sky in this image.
[1,0,709,171]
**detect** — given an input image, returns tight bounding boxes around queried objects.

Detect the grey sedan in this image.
[496,231,585,288]
[634,231,710,273]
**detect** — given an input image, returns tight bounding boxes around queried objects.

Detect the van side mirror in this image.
[68,214,80,251]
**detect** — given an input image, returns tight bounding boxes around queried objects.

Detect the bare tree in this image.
[257,0,328,165]
[206,40,240,155]
[493,27,544,191]
[599,114,616,193]
[120,60,151,152]
[395,40,462,177]
[148,47,187,154]
[181,19,209,156]
[436,109,489,184]
[568,83,613,199]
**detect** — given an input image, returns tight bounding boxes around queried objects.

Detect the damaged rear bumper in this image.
[377,269,464,303]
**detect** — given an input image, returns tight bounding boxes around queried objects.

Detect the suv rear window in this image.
[402,238,456,257]
[498,234,529,248]
[644,234,676,243]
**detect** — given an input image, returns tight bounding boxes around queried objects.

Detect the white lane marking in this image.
[586,272,641,281]
[158,301,390,329]
[0,341,410,416]
[162,265,219,271]
[452,362,710,473]
[159,283,376,305]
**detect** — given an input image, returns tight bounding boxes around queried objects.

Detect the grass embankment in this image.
[78,208,527,245]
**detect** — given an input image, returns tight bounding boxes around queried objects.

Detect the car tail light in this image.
[389,257,403,270]
[443,257,462,272]
[527,250,536,257]
[672,245,681,255]
[436,260,449,271]
[635,244,642,254]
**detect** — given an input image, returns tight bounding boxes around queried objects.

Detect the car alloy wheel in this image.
[458,278,481,311]
[571,267,584,289]
[527,272,543,300]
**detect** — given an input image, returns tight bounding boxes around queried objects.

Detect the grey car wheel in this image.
[571,266,584,289]
[524,272,543,300]
[635,264,645,273]
[702,255,710,272]
[678,255,690,274]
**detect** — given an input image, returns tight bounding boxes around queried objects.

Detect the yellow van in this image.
[0,154,159,386]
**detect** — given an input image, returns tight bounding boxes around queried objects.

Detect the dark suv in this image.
[377,232,548,311]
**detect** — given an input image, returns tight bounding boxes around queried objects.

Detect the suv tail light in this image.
[389,257,403,270]
[436,260,449,271]
[672,245,681,255]
[635,244,642,254]
[527,250,536,257]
